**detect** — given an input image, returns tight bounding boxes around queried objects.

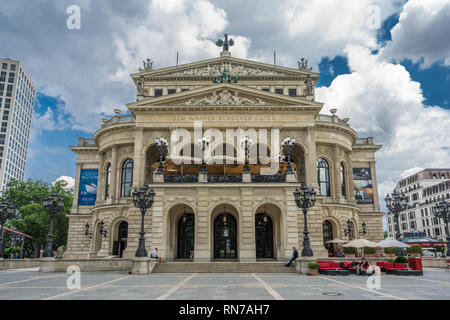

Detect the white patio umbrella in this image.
[343,238,379,248]
[325,239,348,244]
[375,237,410,248]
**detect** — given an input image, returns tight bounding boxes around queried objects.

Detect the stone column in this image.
[283,86,288,95]
[110,146,118,202]
[305,126,317,188]
[148,191,164,258]
[347,152,355,202]
[333,144,342,200]
[96,152,105,206]
[285,187,300,259]
[194,188,210,262]
[296,85,302,96]
[240,188,256,262]
[72,163,82,211]
[133,126,145,188]
[149,87,155,96]
[370,160,380,212]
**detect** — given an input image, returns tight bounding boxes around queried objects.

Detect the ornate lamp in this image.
[282,136,295,174]
[294,182,316,256]
[433,201,449,257]
[99,220,107,238]
[84,223,92,239]
[360,222,367,236]
[385,190,408,256]
[43,193,65,257]
[155,137,168,174]
[0,201,15,258]
[344,219,353,240]
[240,136,252,173]
[132,184,156,257]
[198,136,210,174]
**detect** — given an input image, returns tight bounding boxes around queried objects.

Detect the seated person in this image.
[351,258,359,268]
[336,249,344,258]
[151,248,162,263]
[356,258,367,275]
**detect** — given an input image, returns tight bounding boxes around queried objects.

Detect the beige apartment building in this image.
[387,168,450,241]
[64,46,384,262]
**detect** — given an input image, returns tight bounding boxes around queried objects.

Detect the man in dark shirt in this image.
[285,247,299,267]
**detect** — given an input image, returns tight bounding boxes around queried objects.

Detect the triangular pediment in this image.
[127,83,323,110]
[131,56,319,81]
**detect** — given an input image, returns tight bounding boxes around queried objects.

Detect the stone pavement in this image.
[0,267,449,300]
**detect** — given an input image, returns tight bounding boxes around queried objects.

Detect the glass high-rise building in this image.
[0,58,35,190]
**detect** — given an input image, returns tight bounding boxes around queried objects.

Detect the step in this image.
[152,262,298,273]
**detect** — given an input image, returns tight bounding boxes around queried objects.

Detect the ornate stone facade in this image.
[65,53,384,262]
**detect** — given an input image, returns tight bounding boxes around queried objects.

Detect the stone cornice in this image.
[130,56,320,81]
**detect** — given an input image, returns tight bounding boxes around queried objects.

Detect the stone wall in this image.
[0,259,40,270]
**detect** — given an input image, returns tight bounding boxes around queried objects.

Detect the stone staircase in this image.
[152,261,298,273]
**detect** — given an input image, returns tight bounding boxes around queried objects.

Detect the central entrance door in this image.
[118,221,128,258]
[214,213,237,258]
[177,213,195,258]
[255,213,274,258]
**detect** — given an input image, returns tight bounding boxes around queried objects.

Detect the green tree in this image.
[384,231,388,239]
[1,178,73,257]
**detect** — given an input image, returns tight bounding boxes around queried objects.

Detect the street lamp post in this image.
[282,136,295,174]
[240,136,252,173]
[43,193,65,257]
[434,200,450,257]
[132,184,156,257]
[0,201,15,259]
[385,190,408,256]
[154,137,168,174]
[198,137,210,174]
[293,182,316,256]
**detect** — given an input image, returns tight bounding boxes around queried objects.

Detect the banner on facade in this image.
[353,168,373,204]
[78,169,98,206]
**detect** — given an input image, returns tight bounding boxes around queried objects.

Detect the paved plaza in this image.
[0,268,449,300]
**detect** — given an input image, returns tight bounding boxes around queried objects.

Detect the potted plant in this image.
[394,256,409,265]
[343,247,356,258]
[386,258,395,263]
[406,245,422,257]
[308,262,320,276]
[363,246,376,257]
[384,247,396,257]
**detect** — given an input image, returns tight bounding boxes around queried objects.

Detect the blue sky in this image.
[0,0,448,213]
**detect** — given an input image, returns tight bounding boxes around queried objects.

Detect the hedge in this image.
[406,245,422,254]
[363,247,376,254]
[343,247,356,254]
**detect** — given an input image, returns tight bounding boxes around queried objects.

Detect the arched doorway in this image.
[255,213,273,258]
[214,213,237,259]
[112,221,128,257]
[322,220,334,255]
[177,213,195,258]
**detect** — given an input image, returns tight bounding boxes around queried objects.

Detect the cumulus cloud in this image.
[316,45,450,210]
[53,175,75,190]
[380,0,450,68]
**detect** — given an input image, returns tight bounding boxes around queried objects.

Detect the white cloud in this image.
[316,45,450,211]
[380,0,450,68]
[53,175,75,190]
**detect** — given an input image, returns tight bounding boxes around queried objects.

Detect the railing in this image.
[77,138,96,147]
[164,174,199,183]
[251,174,286,183]
[355,137,374,145]
[208,174,242,183]
[315,114,350,126]
[102,115,135,128]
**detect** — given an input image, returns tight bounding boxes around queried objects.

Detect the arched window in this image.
[317,158,330,196]
[105,163,111,199]
[121,159,133,197]
[340,162,346,198]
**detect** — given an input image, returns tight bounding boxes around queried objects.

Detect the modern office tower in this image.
[0,58,35,191]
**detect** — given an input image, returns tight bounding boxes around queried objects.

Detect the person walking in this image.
[285,247,299,267]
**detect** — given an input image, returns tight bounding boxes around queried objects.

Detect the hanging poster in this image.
[78,169,98,206]
[353,168,373,204]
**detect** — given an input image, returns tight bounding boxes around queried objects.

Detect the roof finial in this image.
[139,58,153,71]
[216,34,234,57]
[297,57,312,71]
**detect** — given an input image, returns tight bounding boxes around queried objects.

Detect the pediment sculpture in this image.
[172,62,286,77]
[184,89,266,105]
